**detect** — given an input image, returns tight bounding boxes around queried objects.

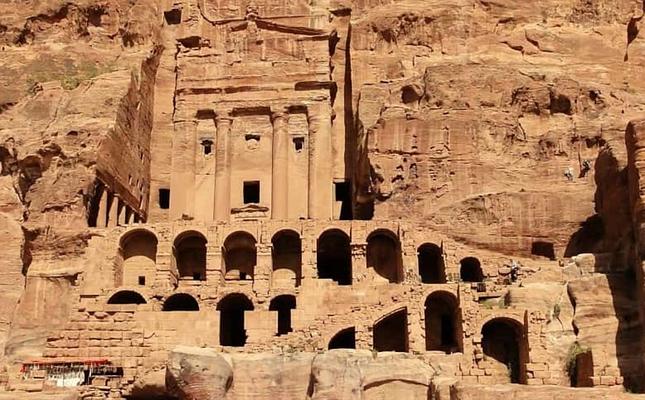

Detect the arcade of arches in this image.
[92,221,556,388]
[118,229,494,288]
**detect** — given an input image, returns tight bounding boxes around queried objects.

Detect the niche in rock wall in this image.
[164,9,181,25]
[231,114,272,208]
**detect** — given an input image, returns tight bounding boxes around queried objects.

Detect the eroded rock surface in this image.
[1,0,645,399]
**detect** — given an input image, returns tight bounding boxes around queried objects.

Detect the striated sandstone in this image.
[0,0,645,399]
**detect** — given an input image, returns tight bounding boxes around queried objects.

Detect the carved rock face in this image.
[166,347,232,400]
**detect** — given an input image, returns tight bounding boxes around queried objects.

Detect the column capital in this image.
[271,107,290,122]
[350,242,367,257]
[215,109,233,123]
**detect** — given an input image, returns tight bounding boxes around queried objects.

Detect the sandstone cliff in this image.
[1,0,645,399]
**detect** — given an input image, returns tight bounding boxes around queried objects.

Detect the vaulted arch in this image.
[120,229,158,287]
[224,232,257,281]
[107,290,147,305]
[460,257,483,283]
[328,327,356,350]
[418,243,445,284]
[272,230,302,287]
[481,318,528,384]
[373,308,408,352]
[217,293,254,347]
[174,231,207,281]
[317,229,352,285]
[163,293,199,311]
[367,230,403,283]
[424,291,461,353]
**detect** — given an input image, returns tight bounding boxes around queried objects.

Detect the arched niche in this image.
[418,243,445,284]
[272,230,302,288]
[163,293,199,311]
[367,230,403,283]
[424,291,461,353]
[217,293,254,347]
[174,231,207,281]
[120,229,158,287]
[223,232,257,281]
[317,229,352,285]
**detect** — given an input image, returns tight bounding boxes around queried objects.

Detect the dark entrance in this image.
[217,294,254,347]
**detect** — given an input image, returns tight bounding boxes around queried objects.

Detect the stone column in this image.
[170,120,197,220]
[307,103,333,219]
[400,225,418,283]
[350,242,367,283]
[215,112,233,222]
[117,200,128,226]
[301,236,317,281]
[206,244,224,289]
[107,194,119,228]
[355,324,371,350]
[154,249,174,290]
[126,208,136,225]
[408,307,425,353]
[271,109,289,220]
[254,243,272,295]
[96,185,109,228]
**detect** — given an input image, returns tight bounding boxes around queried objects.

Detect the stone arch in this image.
[424,291,461,353]
[163,293,199,311]
[328,327,356,349]
[119,229,158,287]
[271,230,302,287]
[107,290,147,305]
[481,317,528,384]
[217,293,254,347]
[418,243,445,284]
[373,307,408,352]
[460,257,483,282]
[269,294,296,336]
[367,229,403,283]
[174,231,207,281]
[317,229,352,285]
[223,232,257,281]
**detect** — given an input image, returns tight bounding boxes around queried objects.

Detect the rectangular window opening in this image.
[164,9,182,25]
[335,181,353,220]
[335,181,350,202]
[293,137,304,152]
[138,276,146,286]
[201,139,213,155]
[159,188,170,209]
[243,181,260,204]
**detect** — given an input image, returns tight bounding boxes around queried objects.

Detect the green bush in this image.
[565,341,589,384]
